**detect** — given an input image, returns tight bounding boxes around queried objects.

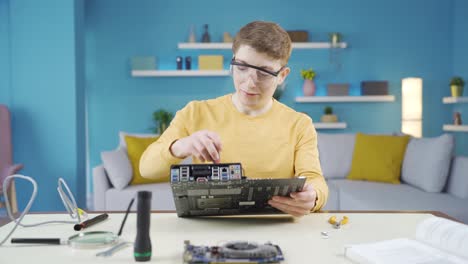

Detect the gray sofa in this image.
[93,132,468,223]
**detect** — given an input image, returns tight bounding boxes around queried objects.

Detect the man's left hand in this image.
[268,183,317,217]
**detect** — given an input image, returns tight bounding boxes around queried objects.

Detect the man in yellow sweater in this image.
[140,21,328,216]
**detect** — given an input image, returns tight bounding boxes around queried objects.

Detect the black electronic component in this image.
[170,163,306,217]
[183,240,284,263]
[134,191,152,262]
[171,163,243,183]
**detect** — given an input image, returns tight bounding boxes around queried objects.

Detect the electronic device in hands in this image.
[183,240,285,263]
[170,163,306,217]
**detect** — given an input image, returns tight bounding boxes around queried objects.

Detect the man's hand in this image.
[170,130,222,163]
[268,183,317,217]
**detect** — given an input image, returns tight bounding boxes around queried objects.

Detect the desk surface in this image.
[0,211,453,263]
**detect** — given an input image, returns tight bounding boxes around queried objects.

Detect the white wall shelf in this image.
[131,70,230,77]
[295,95,395,103]
[314,122,347,129]
[292,42,347,49]
[443,125,468,132]
[442,97,468,104]
[178,42,347,49]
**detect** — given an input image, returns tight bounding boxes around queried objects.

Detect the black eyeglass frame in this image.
[230,57,285,77]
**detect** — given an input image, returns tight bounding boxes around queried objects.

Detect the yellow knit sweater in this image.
[140,94,328,211]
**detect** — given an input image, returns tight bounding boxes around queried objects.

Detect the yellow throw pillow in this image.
[125,135,165,185]
[347,133,410,184]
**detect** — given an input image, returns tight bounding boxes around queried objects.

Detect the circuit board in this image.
[170,163,306,217]
[183,240,285,263]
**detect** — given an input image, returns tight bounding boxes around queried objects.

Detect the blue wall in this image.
[3,0,86,211]
[0,0,11,105]
[86,0,455,187]
[452,0,468,155]
[2,0,467,211]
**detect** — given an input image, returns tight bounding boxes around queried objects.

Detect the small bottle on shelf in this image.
[188,25,196,43]
[176,56,183,70]
[454,112,462,125]
[185,56,192,70]
[201,24,211,43]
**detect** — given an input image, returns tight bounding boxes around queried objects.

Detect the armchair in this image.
[0,105,23,214]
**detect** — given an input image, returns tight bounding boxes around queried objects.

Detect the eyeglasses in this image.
[230,57,285,83]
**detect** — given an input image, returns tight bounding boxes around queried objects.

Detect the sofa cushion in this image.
[329,179,468,223]
[101,147,132,190]
[446,156,468,199]
[119,131,158,149]
[347,133,410,184]
[317,133,355,179]
[401,134,454,192]
[125,135,163,185]
[322,180,340,210]
[105,182,175,210]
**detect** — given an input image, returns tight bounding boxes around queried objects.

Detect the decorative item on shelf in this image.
[402,77,423,138]
[321,106,338,123]
[198,55,223,70]
[152,109,174,134]
[185,56,192,70]
[201,24,211,43]
[454,112,462,125]
[300,68,316,96]
[286,31,309,42]
[188,25,196,43]
[273,82,287,101]
[327,83,349,96]
[329,32,342,47]
[223,32,233,43]
[329,32,343,71]
[450,76,465,97]
[361,81,389,95]
[176,56,183,70]
[130,56,156,70]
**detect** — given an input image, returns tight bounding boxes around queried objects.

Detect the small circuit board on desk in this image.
[183,240,285,263]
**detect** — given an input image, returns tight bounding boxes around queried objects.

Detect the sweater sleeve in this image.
[294,115,329,212]
[139,102,194,181]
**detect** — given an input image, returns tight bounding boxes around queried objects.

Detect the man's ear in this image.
[229,55,235,75]
[277,67,290,85]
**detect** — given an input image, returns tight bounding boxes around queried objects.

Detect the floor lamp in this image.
[402,77,423,137]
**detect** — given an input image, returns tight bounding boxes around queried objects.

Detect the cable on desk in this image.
[1,174,86,246]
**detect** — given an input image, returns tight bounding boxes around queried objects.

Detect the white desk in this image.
[0,212,439,263]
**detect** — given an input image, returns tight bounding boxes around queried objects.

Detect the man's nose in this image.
[246,73,259,88]
[245,68,259,84]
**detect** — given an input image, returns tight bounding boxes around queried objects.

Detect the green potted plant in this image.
[152,109,174,134]
[321,106,338,123]
[300,68,316,96]
[450,77,465,97]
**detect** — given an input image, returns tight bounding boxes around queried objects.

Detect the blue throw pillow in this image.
[446,156,468,199]
[317,133,356,179]
[401,134,454,192]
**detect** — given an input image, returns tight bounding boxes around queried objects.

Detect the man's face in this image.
[231,45,289,109]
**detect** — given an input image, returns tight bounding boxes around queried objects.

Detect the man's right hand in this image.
[170,130,222,163]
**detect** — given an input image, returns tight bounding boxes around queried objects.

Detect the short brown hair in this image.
[232,21,292,66]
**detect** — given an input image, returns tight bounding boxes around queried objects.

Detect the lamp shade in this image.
[401,77,423,137]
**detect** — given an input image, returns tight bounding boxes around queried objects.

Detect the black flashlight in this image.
[134,191,152,261]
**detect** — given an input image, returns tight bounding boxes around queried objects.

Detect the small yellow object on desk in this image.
[328,216,349,229]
